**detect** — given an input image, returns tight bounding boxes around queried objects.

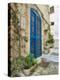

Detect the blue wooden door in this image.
[30,8,42,58]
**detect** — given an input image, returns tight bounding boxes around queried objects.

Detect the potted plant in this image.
[46,33,54,48]
[23,54,37,76]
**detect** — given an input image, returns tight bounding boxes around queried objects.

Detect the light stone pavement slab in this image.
[32,62,58,75]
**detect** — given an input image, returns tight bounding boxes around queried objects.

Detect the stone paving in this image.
[18,54,59,76]
[19,61,58,76]
[32,62,58,75]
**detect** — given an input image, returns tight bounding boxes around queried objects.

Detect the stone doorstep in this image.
[40,58,50,68]
[36,56,42,64]
[36,56,50,68]
[36,56,50,64]
[42,54,58,62]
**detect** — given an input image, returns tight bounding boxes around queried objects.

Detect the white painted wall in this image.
[50,6,59,40]
[50,6,59,54]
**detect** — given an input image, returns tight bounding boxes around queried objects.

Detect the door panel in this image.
[30,8,42,58]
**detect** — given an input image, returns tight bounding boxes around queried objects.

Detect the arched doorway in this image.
[30,8,42,58]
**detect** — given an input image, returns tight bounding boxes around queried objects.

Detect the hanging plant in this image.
[46,32,54,48]
[44,29,48,32]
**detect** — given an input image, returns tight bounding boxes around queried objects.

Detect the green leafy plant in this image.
[11,54,37,76]
[11,58,23,76]
[46,32,54,44]
[44,29,48,32]
[24,54,37,69]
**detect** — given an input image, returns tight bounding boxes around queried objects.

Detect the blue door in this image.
[30,8,42,58]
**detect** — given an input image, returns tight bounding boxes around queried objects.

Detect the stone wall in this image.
[8,3,51,60]
[8,3,20,62]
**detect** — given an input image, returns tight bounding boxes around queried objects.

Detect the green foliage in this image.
[44,29,48,32]
[11,58,22,76]
[46,39,54,44]
[46,32,54,44]
[11,54,37,76]
[24,54,37,69]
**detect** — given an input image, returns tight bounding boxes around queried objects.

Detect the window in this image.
[51,22,54,25]
[50,6,54,14]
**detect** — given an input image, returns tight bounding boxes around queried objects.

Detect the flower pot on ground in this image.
[44,32,54,54]
[22,54,37,76]
[23,54,37,69]
[23,64,37,76]
[46,32,54,45]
